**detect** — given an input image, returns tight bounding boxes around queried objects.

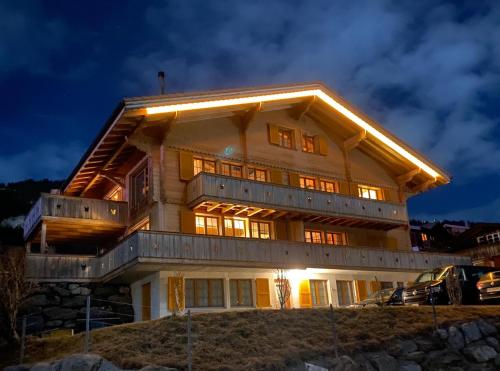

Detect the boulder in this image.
[62,295,88,308]
[447,326,465,350]
[476,319,497,337]
[434,328,448,340]
[330,355,361,371]
[403,351,425,363]
[94,286,117,297]
[30,363,53,371]
[460,322,481,344]
[389,340,417,356]
[398,361,421,371]
[22,294,59,308]
[485,336,500,352]
[68,284,80,291]
[366,352,398,371]
[53,287,71,297]
[80,287,91,296]
[108,295,130,304]
[45,320,63,328]
[43,307,78,320]
[139,366,178,371]
[463,345,497,363]
[3,366,29,371]
[414,337,436,352]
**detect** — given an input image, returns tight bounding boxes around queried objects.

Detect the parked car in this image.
[351,287,404,308]
[477,271,500,303]
[403,265,497,305]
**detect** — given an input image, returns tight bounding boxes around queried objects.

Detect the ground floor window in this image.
[336,280,354,306]
[230,279,253,307]
[185,279,224,308]
[310,280,328,306]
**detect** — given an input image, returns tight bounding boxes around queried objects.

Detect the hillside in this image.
[5,306,500,370]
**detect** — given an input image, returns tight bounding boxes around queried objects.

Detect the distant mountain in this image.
[0,179,63,245]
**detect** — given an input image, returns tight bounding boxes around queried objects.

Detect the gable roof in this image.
[64,82,450,196]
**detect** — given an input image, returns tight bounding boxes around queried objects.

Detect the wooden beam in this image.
[411,179,435,193]
[99,173,125,188]
[291,96,316,121]
[238,103,262,131]
[260,209,276,218]
[221,205,236,214]
[343,130,367,152]
[207,203,222,212]
[247,208,263,217]
[272,211,288,220]
[397,168,421,185]
[234,207,249,216]
[40,222,47,254]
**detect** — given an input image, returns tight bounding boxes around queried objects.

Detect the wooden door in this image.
[142,282,151,321]
[299,279,312,308]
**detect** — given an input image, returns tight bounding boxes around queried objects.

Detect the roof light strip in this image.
[146,89,440,179]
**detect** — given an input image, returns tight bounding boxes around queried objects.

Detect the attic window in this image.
[279,128,293,149]
[302,134,315,153]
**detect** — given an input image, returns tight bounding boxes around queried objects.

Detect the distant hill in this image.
[0,179,63,245]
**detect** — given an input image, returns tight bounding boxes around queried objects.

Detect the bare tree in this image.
[172,272,185,316]
[275,269,291,310]
[0,248,36,343]
[446,267,462,305]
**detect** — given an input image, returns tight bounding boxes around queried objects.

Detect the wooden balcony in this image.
[26,231,471,282]
[23,194,128,243]
[187,173,407,229]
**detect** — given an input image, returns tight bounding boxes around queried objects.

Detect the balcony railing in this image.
[186,173,407,225]
[23,193,128,240]
[26,231,471,281]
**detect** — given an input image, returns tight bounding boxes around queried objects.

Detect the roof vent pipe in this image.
[158,71,165,95]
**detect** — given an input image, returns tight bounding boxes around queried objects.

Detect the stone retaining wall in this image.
[19,282,133,334]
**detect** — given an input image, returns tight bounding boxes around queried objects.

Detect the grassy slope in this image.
[7,306,500,370]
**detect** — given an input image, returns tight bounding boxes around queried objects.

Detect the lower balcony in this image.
[26,231,471,282]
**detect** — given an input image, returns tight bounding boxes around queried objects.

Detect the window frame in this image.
[319,180,337,193]
[224,217,247,238]
[248,167,267,182]
[300,176,316,190]
[278,127,294,149]
[193,157,216,176]
[185,278,225,308]
[250,221,272,239]
[358,184,383,200]
[304,229,323,244]
[221,162,243,178]
[229,279,253,307]
[310,280,328,306]
[302,134,315,153]
[130,161,149,211]
[325,231,346,246]
[195,214,220,236]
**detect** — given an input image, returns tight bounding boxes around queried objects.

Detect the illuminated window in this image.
[310,280,328,306]
[248,167,267,182]
[358,185,382,200]
[305,230,323,244]
[195,215,219,235]
[421,233,428,242]
[130,162,149,210]
[300,176,316,190]
[193,158,216,175]
[230,279,253,307]
[278,128,293,149]
[221,163,242,178]
[302,134,315,153]
[250,221,271,239]
[185,279,224,308]
[326,232,345,246]
[224,218,246,237]
[320,180,337,193]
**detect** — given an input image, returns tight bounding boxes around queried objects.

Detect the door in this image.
[142,282,151,321]
[299,280,312,308]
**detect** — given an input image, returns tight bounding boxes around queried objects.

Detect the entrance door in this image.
[142,282,151,321]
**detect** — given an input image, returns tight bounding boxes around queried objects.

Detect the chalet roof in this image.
[63,81,450,196]
[451,223,500,250]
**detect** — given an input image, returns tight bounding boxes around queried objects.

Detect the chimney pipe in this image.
[158,71,165,95]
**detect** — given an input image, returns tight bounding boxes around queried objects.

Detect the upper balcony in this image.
[23,193,128,244]
[187,173,407,230]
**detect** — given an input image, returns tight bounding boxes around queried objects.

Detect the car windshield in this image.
[415,267,449,283]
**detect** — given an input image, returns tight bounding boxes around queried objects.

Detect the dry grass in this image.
[4,306,500,370]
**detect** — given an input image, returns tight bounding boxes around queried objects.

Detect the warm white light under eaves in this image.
[145,89,441,179]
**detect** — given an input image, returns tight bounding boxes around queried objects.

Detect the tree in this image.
[275,269,291,310]
[446,267,462,305]
[0,248,36,343]
[172,272,185,316]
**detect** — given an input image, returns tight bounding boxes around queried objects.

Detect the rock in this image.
[353,354,375,371]
[45,320,63,328]
[68,283,80,291]
[398,361,421,371]
[477,319,497,337]
[94,286,117,297]
[56,353,103,371]
[447,326,465,350]
[22,294,60,308]
[460,322,481,344]
[139,366,178,371]
[30,363,53,371]
[422,349,463,368]
[330,356,361,371]
[80,287,91,296]
[434,328,448,340]
[108,294,130,303]
[3,366,30,371]
[389,340,417,356]
[366,352,398,371]
[463,345,497,363]
[119,286,130,294]
[403,351,425,363]
[486,336,500,352]
[414,337,436,352]
[62,295,88,308]
[53,287,71,297]
[43,307,78,320]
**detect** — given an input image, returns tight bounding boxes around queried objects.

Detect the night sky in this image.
[1,1,500,222]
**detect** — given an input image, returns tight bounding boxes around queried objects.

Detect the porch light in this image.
[145,88,442,179]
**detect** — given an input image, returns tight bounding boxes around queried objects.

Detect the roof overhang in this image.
[64,82,450,195]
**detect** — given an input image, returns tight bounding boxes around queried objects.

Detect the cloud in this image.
[122,0,500,183]
[0,142,83,183]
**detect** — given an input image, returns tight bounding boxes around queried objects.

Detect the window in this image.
[250,221,271,239]
[380,281,393,290]
[320,180,337,193]
[336,280,354,306]
[305,230,323,244]
[131,163,149,210]
[310,280,328,306]
[221,163,242,178]
[248,167,267,182]
[358,185,382,200]
[185,279,224,308]
[195,215,219,235]
[278,128,293,149]
[230,279,253,307]
[224,218,246,237]
[421,233,428,242]
[300,176,316,190]
[194,158,216,175]
[326,232,345,246]
[302,134,315,153]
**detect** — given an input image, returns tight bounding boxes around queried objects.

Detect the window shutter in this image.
[355,280,368,301]
[370,280,381,293]
[275,220,288,240]
[268,124,280,145]
[386,237,398,251]
[168,276,185,312]
[299,279,312,308]
[289,172,301,188]
[270,169,283,184]
[180,210,196,234]
[141,282,151,321]
[179,152,194,181]
[318,136,328,156]
[350,182,359,197]
[256,278,271,307]
[338,180,350,195]
[383,188,399,203]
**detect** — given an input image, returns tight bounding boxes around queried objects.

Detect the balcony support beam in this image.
[343,131,367,152]
[397,168,421,185]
